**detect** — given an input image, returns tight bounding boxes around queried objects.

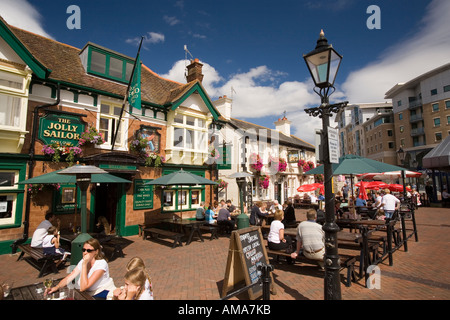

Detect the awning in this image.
[422,135,450,170]
[17,168,132,185]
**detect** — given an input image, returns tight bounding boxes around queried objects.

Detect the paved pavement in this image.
[1,206,449,301]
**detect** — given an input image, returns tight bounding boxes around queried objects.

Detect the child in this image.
[112,268,152,300]
[113,257,153,300]
[42,226,70,266]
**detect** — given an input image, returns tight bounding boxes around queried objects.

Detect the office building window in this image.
[432,103,439,112]
[431,89,438,95]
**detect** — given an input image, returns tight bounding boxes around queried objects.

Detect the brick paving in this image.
[1,206,449,300]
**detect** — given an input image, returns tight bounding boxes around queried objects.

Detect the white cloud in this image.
[161,59,323,143]
[342,0,450,103]
[126,32,165,48]
[0,0,53,39]
[163,15,180,26]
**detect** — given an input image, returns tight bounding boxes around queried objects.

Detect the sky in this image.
[1,0,450,144]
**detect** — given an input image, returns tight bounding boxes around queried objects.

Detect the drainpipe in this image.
[11,83,61,253]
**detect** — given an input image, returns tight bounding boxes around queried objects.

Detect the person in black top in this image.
[282,201,296,228]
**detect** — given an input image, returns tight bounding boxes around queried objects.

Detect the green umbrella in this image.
[144,169,218,219]
[17,168,131,184]
[304,154,406,175]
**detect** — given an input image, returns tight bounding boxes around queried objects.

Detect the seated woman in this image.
[46,238,116,299]
[268,210,294,262]
[95,216,111,236]
[204,204,217,224]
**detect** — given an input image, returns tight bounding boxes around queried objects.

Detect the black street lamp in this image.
[397,147,407,199]
[303,30,348,300]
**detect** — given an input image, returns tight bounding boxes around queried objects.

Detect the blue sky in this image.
[1,0,450,144]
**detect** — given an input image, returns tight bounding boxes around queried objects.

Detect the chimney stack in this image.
[213,95,232,120]
[186,58,204,83]
[274,115,291,136]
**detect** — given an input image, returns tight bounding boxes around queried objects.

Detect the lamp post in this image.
[303,30,348,300]
[397,147,407,199]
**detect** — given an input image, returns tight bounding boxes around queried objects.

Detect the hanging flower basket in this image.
[259,174,270,189]
[209,145,220,160]
[27,183,61,198]
[278,158,287,172]
[144,153,165,167]
[129,138,149,154]
[216,179,228,189]
[250,153,264,172]
[42,142,82,165]
[297,159,315,172]
[78,126,105,146]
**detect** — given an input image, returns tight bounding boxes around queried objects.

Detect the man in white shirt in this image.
[381,189,400,219]
[269,200,283,213]
[291,209,325,269]
[31,212,60,248]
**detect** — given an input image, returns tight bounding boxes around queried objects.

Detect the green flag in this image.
[128,55,141,109]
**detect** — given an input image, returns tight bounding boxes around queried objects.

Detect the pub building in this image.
[0,17,227,254]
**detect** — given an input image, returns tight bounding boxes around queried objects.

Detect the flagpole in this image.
[111,36,144,151]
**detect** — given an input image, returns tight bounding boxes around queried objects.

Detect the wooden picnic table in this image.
[161,219,205,245]
[336,218,397,267]
[4,280,94,300]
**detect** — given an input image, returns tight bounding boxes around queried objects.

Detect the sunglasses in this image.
[82,248,95,253]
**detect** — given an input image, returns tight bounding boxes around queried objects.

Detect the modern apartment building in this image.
[335,102,395,163]
[384,63,450,169]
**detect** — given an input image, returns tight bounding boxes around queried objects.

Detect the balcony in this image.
[408,98,422,110]
[410,127,425,137]
[409,114,423,123]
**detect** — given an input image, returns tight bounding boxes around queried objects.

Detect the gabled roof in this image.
[423,135,450,170]
[1,17,220,116]
[0,16,50,78]
[228,118,315,151]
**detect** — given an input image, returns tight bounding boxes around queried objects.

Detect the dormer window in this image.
[80,43,134,84]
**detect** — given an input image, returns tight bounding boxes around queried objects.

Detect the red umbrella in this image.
[297,183,324,193]
[387,184,412,192]
[357,181,369,200]
[366,181,388,190]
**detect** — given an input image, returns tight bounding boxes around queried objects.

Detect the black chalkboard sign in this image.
[221,226,275,299]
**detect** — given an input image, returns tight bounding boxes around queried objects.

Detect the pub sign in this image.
[38,114,85,145]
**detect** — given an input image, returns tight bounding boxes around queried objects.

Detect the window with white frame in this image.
[0,69,28,129]
[99,102,125,148]
[0,170,19,226]
[172,113,208,152]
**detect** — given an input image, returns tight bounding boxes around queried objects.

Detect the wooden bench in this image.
[16,244,61,278]
[199,225,219,240]
[265,247,357,287]
[143,228,184,248]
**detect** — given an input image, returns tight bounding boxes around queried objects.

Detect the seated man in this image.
[217,204,235,234]
[31,212,60,248]
[291,209,325,269]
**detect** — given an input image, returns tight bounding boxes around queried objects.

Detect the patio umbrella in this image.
[297,183,324,193]
[144,169,218,219]
[357,181,369,200]
[305,154,406,176]
[304,154,407,200]
[366,181,389,190]
[358,170,422,181]
[17,168,132,184]
[387,184,412,192]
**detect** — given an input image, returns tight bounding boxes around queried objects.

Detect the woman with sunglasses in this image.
[46,238,116,299]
